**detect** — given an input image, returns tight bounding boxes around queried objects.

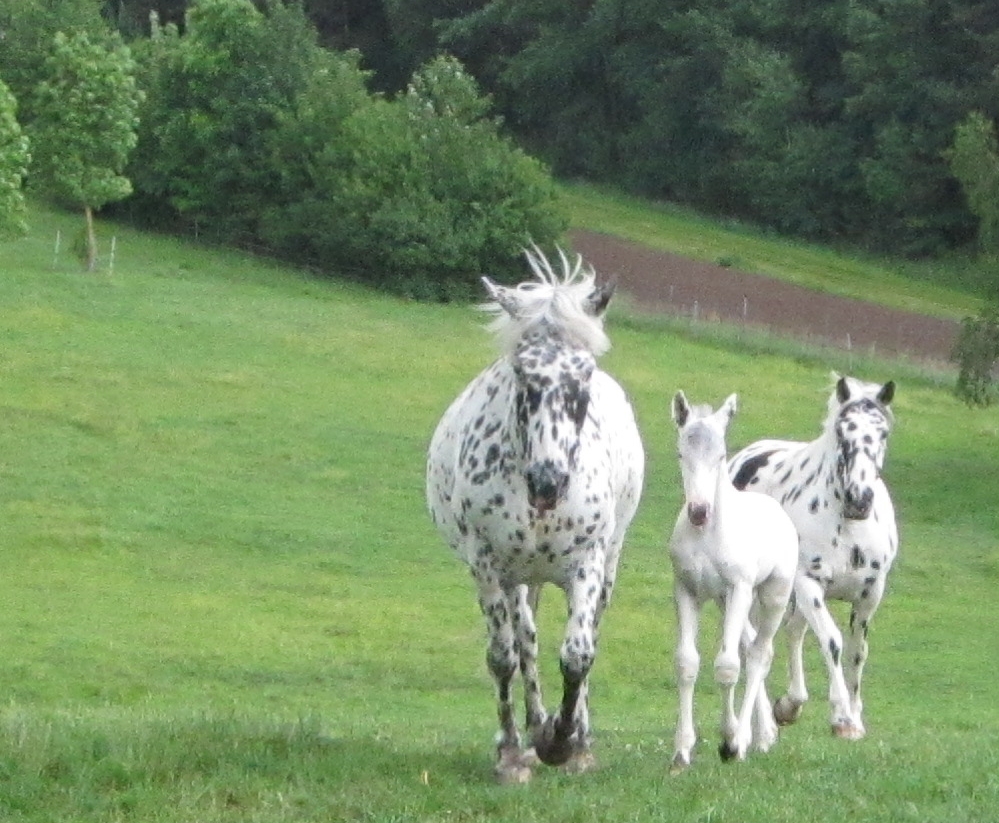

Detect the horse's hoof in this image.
[718,739,745,762]
[561,749,597,775]
[773,696,804,726]
[669,752,691,775]
[753,725,779,753]
[495,748,533,784]
[532,717,576,767]
[831,721,866,740]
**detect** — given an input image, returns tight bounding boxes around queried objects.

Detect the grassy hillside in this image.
[1,203,996,821]
[563,182,988,320]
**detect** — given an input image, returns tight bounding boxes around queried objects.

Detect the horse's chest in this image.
[670,539,734,601]
[487,514,611,586]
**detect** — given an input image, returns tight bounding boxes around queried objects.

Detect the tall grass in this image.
[0,202,996,821]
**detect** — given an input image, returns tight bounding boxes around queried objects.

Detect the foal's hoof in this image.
[669,752,691,775]
[532,717,577,767]
[718,739,746,762]
[831,720,866,741]
[773,696,804,726]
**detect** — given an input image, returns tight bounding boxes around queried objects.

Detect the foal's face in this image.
[513,332,595,514]
[672,392,737,528]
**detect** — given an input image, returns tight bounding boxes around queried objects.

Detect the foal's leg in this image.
[793,575,861,738]
[842,582,885,739]
[717,582,753,761]
[476,572,531,783]
[532,562,605,767]
[741,616,779,753]
[739,577,791,756]
[670,583,701,774]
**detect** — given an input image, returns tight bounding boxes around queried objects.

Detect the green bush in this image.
[262,55,565,300]
[127,0,566,300]
[953,298,999,407]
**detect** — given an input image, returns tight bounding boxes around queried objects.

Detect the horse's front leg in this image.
[842,582,885,738]
[793,575,862,738]
[717,582,753,761]
[513,584,545,765]
[532,562,604,768]
[670,583,701,774]
[475,572,532,784]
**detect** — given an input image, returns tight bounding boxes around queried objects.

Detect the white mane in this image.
[481,246,612,357]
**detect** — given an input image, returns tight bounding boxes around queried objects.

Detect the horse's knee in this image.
[714,651,740,687]
[675,647,700,684]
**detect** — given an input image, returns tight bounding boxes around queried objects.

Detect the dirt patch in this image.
[568,229,960,364]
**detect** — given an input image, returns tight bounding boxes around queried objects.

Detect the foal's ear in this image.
[671,390,690,428]
[719,393,738,423]
[585,280,616,317]
[481,276,520,318]
[878,380,896,405]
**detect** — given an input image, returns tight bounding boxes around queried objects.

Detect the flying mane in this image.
[481,246,612,358]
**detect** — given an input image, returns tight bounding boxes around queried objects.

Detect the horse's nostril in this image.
[526,463,569,512]
[687,503,709,527]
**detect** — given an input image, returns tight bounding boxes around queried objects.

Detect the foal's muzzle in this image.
[687,502,709,527]
[526,462,570,515]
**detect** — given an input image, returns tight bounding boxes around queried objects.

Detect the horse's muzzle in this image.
[687,502,709,527]
[843,487,874,520]
[526,462,569,515]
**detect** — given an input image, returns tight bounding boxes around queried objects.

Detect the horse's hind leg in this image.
[739,577,789,756]
[741,615,778,753]
[476,575,532,784]
[774,594,809,726]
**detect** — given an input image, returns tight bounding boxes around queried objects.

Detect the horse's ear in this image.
[672,391,690,428]
[585,280,616,317]
[720,393,738,423]
[482,276,520,318]
[878,380,895,405]
[835,375,851,404]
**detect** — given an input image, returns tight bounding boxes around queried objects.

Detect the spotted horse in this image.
[728,374,898,739]
[426,247,645,783]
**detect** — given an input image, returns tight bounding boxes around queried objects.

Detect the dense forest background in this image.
[96,0,999,259]
[4,0,999,265]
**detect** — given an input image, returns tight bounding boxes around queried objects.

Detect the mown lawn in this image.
[0,202,996,821]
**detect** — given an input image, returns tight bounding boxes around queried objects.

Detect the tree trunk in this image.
[84,204,97,272]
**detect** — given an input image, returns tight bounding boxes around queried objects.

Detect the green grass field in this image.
[1,201,997,821]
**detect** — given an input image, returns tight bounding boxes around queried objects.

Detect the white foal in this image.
[667,391,797,772]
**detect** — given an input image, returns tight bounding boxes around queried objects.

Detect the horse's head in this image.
[828,375,895,520]
[482,246,614,515]
[672,391,738,528]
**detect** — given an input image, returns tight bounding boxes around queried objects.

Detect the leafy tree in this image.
[948,111,999,254]
[0,0,110,124]
[952,298,999,407]
[129,0,322,240]
[30,30,142,270]
[0,78,31,239]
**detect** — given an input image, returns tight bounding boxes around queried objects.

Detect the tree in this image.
[0,78,31,239]
[949,111,999,254]
[30,30,142,270]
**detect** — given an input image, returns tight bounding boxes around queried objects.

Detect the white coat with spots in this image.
[667,391,797,772]
[426,248,645,783]
[728,374,898,739]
